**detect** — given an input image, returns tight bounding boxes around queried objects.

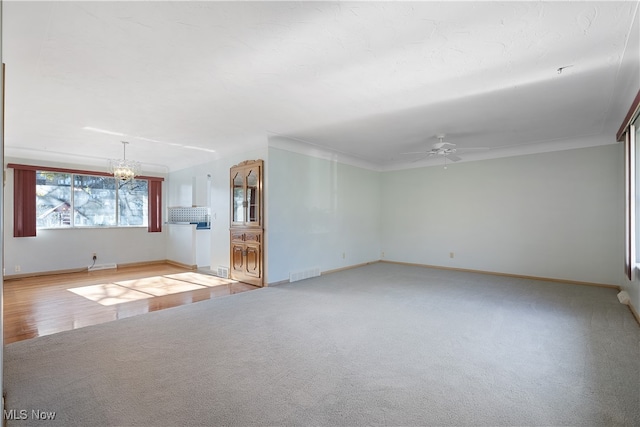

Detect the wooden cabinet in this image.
[230,230,262,283]
[230,160,264,287]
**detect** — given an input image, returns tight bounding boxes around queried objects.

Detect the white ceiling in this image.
[3,1,639,172]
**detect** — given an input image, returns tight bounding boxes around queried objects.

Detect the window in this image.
[9,164,163,236]
[36,172,73,228]
[119,179,149,226]
[620,90,640,279]
[72,174,117,227]
[635,122,640,265]
[36,171,149,228]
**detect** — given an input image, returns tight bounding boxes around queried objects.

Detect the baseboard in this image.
[379,260,621,290]
[118,259,197,270]
[4,266,88,280]
[268,261,380,286]
[87,263,117,271]
[3,259,196,280]
[164,259,197,270]
[628,302,640,326]
[322,261,380,276]
[114,260,161,269]
[267,279,289,286]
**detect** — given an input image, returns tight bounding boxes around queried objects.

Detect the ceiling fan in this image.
[401,134,488,167]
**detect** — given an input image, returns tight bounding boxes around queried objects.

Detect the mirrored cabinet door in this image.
[230,161,262,228]
[246,168,259,224]
[232,170,245,224]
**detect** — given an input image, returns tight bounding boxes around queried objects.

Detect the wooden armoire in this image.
[229,160,264,287]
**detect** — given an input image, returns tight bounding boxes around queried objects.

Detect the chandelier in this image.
[109,141,141,182]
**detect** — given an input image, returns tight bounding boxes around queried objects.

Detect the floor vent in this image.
[289,267,321,283]
[88,263,117,271]
[216,266,229,279]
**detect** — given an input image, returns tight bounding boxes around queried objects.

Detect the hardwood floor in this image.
[3,263,259,344]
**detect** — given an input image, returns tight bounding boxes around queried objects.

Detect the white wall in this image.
[168,141,383,284]
[6,227,167,275]
[4,141,626,291]
[3,158,167,276]
[267,146,381,283]
[5,146,270,276]
[381,144,623,285]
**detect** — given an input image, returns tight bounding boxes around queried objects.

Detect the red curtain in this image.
[148,179,162,232]
[13,168,37,237]
[9,163,164,234]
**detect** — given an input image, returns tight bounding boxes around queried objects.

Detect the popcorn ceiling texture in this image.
[3,2,638,171]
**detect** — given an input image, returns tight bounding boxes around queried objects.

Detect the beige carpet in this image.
[68,272,234,306]
[6,263,640,426]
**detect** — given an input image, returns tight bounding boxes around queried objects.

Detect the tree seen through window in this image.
[36,171,148,228]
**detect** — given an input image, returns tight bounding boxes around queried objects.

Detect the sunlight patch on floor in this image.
[164,272,237,287]
[68,283,153,306]
[67,273,240,306]
[114,277,207,296]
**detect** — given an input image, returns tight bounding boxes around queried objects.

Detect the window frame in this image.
[36,171,149,229]
[8,163,164,236]
[619,90,640,280]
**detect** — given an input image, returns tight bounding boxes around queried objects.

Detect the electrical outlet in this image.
[342,252,346,259]
[92,253,97,261]
[449,252,454,259]
[381,251,385,258]
[14,265,21,273]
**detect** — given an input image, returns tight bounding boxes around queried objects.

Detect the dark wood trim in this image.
[617,89,640,142]
[6,163,164,181]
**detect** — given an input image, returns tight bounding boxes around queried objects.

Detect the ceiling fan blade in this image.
[446,154,462,162]
[433,142,456,149]
[411,154,433,163]
[411,151,436,163]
